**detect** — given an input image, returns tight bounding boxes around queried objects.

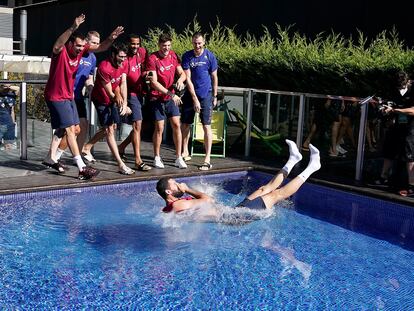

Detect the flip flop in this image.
[183,156,192,162]
[135,162,152,171]
[82,152,96,163]
[119,166,135,175]
[42,160,65,173]
[198,162,212,171]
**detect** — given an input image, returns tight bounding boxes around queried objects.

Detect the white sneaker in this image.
[336,145,348,154]
[175,157,188,169]
[154,156,165,169]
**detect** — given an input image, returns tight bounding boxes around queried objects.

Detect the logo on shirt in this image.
[80,59,92,66]
[190,61,207,68]
[110,75,123,84]
[160,64,174,72]
[131,64,141,72]
[69,60,79,67]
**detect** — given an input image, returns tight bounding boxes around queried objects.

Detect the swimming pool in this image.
[0,170,413,309]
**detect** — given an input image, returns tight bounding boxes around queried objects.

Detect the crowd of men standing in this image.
[42,14,219,180]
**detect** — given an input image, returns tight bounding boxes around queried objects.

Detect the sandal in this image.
[198,162,212,171]
[183,156,192,162]
[42,160,65,173]
[82,152,96,163]
[119,165,135,175]
[135,162,152,171]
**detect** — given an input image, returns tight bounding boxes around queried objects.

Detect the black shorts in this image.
[235,197,267,210]
[383,124,414,162]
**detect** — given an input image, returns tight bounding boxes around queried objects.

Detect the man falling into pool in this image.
[156,140,321,215]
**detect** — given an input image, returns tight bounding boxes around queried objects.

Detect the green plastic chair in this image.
[191,110,227,158]
[227,108,282,155]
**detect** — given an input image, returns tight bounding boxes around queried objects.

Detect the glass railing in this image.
[1,80,380,182]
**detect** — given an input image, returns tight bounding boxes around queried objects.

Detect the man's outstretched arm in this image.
[91,26,124,53]
[52,14,85,55]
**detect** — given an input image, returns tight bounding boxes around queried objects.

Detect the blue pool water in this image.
[1,171,414,309]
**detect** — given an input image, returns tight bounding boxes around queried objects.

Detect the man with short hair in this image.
[181,32,218,170]
[146,33,187,169]
[157,140,321,215]
[42,14,123,180]
[117,34,152,171]
[87,42,135,175]
[55,30,100,163]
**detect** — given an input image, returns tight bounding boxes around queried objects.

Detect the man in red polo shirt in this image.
[146,33,187,169]
[85,42,135,175]
[42,13,124,180]
[117,34,152,171]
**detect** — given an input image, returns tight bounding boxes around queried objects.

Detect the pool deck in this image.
[0,139,413,206]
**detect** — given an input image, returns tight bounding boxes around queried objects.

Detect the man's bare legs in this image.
[105,124,134,173]
[202,124,212,165]
[54,124,81,162]
[153,120,164,158]
[181,123,191,159]
[247,139,302,201]
[329,118,342,156]
[302,123,317,150]
[45,125,89,173]
[118,130,132,157]
[77,117,89,153]
[82,128,106,161]
[253,142,321,209]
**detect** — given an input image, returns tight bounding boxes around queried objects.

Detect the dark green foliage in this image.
[143,19,414,98]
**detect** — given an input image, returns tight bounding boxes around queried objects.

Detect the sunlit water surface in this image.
[0,172,413,310]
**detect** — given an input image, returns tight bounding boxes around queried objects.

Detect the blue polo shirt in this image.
[181,48,218,99]
[74,52,97,100]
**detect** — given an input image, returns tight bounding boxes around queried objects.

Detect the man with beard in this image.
[180,32,219,170]
[42,14,123,180]
[86,42,135,175]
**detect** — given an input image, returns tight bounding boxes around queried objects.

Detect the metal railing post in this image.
[265,92,271,135]
[244,89,254,157]
[296,94,305,148]
[275,94,281,130]
[355,102,369,181]
[19,82,27,160]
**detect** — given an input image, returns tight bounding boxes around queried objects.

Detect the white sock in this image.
[73,155,86,171]
[298,144,321,181]
[56,148,65,160]
[282,139,302,175]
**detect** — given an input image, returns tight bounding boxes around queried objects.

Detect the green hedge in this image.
[143,19,414,98]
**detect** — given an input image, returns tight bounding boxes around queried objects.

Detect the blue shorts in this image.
[47,100,80,129]
[126,94,143,123]
[95,103,121,127]
[152,99,180,121]
[235,197,267,210]
[181,93,213,125]
[75,97,87,119]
